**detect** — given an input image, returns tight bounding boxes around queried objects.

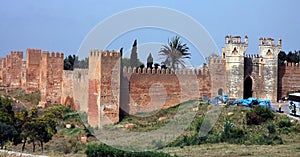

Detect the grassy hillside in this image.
[3,90,300,157]
[114,100,300,156]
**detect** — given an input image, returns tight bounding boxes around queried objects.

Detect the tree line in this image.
[278,50,300,64]
[64,36,192,71]
[64,55,88,70]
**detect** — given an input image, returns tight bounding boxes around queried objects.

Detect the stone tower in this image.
[224,35,248,98]
[26,49,42,93]
[88,50,121,127]
[4,51,23,88]
[258,38,281,102]
[39,51,64,107]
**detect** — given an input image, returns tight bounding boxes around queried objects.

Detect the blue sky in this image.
[0,0,299,66]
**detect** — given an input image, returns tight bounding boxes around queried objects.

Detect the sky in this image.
[0,0,300,66]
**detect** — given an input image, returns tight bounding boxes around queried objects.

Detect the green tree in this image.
[34,116,57,152]
[286,51,300,63]
[0,97,14,125]
[130,39,138,68]
[21,107,39,152]
[21,106,59,152]
[64,55,76,70]
[278,51,286,64]
[0,122,17,149]
[64,55,89,70]
[74,57,89,69]
[159,36,191,69]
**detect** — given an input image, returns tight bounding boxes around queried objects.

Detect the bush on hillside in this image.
[220,121,246,144]
[277,116,292,128]
[85,143,174,157]
[246,106,274,125]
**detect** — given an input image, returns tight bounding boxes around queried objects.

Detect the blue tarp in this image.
[237,97,271,108]
[223,94,229,103]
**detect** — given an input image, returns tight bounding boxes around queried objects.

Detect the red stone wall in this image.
[39,52,64,107]
[88,50,121,127]
[99,51,121,124]
[88,79,99,127]
[72,69,88,112]
[121,66,211,115]
[5,51,23,88]
[61,69,88,111]
[278,62,300,99]
[26,49,42,93]
[208,56,226,97]
[0,58,4,84]
[61,70,74,108]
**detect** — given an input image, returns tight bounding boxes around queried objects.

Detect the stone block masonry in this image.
[2,51,24,88]
[39,51,64,107]
[0,49,64,107]
[0,35,298,128]
[26,49,42,93]
[121,66,211,115]
[88,50,121,127]
[278,62,300,99]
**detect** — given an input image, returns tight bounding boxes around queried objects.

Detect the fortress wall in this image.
[0,58,4,83]
[6,51,23,88]
[62,70,74,109]
[72,69,88,112]
[244,56,264,99]
[26,49,42,93]
[21,60,26,88]
[278,62,300,99]
[39,52,64,107]
[121,66,211,115]
[208,56,226,97]
[88,50,121,127]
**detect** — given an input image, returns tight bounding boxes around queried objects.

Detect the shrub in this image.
[223,121,235,135]
[85,143,173,157]
[251,134,283,145]
[267,124,276,134]
[246,106,274,125]
[277,117,292,128]
[205,133,221,143]
[220,121,246,144]
[246,112,262,125]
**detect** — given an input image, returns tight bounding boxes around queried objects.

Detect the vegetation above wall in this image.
[278,50,300,64]
[64,55,88,70]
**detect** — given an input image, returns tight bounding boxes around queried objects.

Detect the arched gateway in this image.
[244,76,253,99]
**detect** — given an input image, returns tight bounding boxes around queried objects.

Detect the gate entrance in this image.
[244,76,253,99]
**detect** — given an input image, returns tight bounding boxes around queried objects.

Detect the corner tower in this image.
[224,35,248,98]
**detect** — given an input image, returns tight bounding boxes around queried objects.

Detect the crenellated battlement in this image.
[245,54,260,59]
[10,51,23,58]
[208,56,225,64]
[282,61,300,67]
[259,37,282,47]
[27,48,41,54]
[122,66,208,76]
[41,51,64,59]
[225,35,248,45]
[89,49,121,58]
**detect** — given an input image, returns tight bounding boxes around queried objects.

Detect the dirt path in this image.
[0,150,48,157]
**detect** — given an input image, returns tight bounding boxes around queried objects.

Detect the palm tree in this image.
[159,36,191,69]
